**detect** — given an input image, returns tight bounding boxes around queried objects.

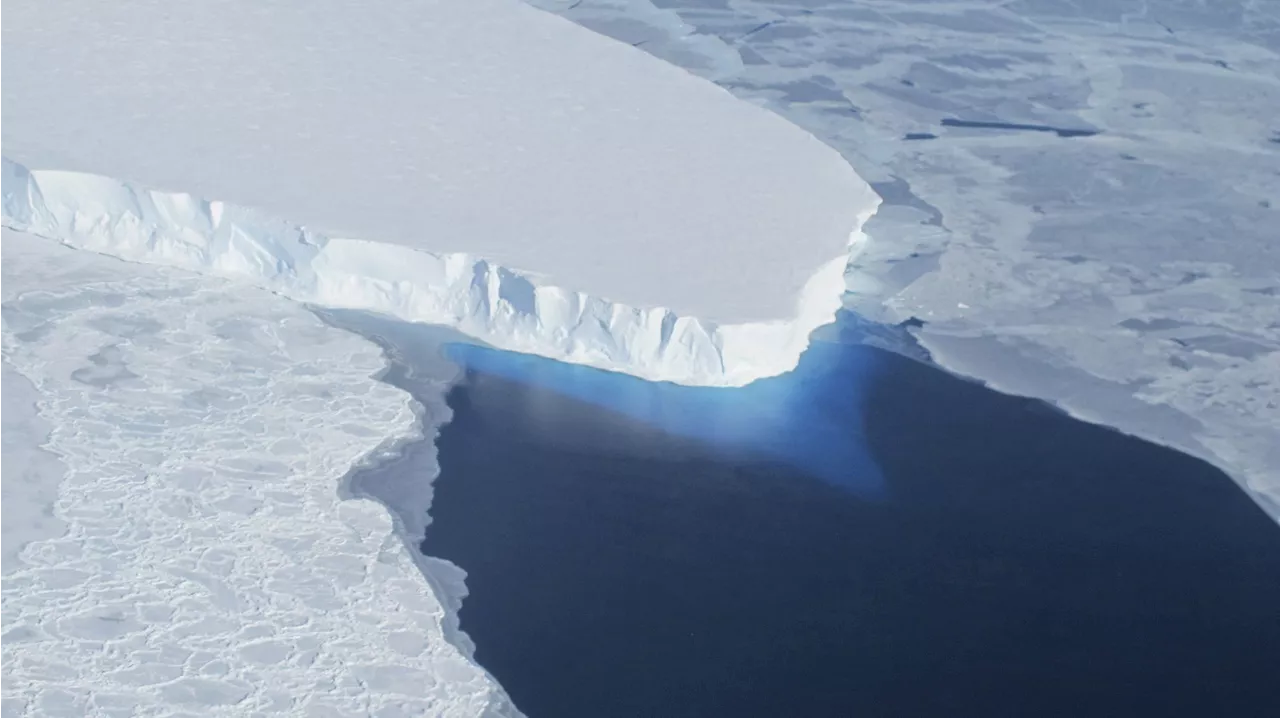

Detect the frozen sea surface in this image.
[0,231,516,717]
[2,361,66,574]
[525,0,1280,516]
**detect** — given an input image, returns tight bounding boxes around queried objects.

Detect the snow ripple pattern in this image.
[0,259,515,716]
[3,159,875,387]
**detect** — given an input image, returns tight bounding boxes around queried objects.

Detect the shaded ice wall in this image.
[3,160,874,386]
[2,0,879,381]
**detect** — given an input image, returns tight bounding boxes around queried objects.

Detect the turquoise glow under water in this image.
[444,315,886,497]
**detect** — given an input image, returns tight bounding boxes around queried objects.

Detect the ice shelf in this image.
[2,0,879,386]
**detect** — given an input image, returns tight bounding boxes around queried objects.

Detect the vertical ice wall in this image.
[3,0,880,387]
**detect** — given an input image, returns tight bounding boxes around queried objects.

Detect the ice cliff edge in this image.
[2,159,879,386]
[3,0,879,385]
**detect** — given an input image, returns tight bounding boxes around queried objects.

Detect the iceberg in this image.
[2,0,879,386]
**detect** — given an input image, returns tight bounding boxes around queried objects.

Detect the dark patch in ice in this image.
[183,387,244,412]
[1178,335,1275,359]
[71,345,138,387]
[1,625,41,643]
[495,268,537,315]
[737,20,779,41]
[936,53,1014,72]
[887,8,1041,34]
[871,178,944,226]
[11,326,53,343]
[837,308,933,363]
[941,117,1100,138]
[770,78,848,105]
[903,132,938,141]
[214,317,267,343]
[648,0,733,8]
[871,82,971,113]
[737,46,771,66]
[1119,318,1188,332]
[826,53,879,70]
[881,251,942,292]
[761,0,836,8]
[900,316,926,329]
[88,314,163,338]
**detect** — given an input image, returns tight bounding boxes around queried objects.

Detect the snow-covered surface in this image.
[527,0,1280,520]
[1,363,66,575]
[2,0,878,380]
[0,230,516,717]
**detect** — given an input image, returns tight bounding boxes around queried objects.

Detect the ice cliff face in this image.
[3,159,878,386]
[4,0,881,384]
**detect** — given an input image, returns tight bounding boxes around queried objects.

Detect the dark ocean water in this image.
[348,312,1280,718]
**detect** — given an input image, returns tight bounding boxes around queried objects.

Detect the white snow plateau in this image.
[2,0,879,387]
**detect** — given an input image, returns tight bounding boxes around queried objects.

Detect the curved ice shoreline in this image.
[3,159,878,388]
[1,230,520,716]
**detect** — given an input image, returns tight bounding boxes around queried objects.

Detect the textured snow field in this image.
[0,231,515,717]
[2,362,67,574]
[528,0,1280,519]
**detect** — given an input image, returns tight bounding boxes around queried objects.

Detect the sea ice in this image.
[528,0,1280,521]
[1,363,65,574]
[0,230,517,716]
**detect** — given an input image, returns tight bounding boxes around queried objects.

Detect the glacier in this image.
[2,0,879,386]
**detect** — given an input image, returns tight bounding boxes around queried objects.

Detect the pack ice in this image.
[1,228,520,716]
[1,0,878,386]
[521,0,1280,521]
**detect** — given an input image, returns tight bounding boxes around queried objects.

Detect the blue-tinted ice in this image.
[445,314,886,497]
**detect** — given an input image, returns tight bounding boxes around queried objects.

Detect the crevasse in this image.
[2,158,878,386]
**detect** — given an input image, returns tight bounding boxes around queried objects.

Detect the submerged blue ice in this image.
[445,313,887,497]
